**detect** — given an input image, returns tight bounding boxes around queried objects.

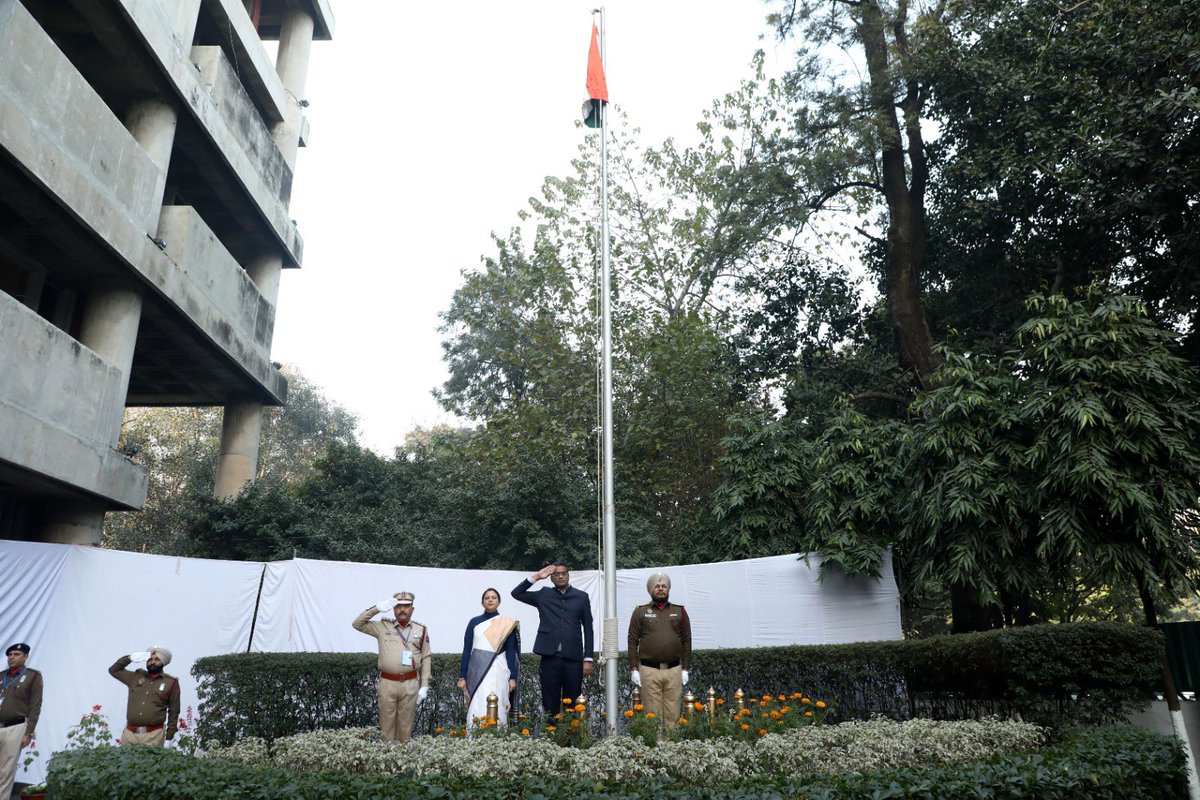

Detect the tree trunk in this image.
[858,0,940,388]
[950,581,1000,633]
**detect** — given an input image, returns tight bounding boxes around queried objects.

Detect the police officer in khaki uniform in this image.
[1,643,41,800]
[628,572,691,726]
[353,591,431,743]
[109,645,181,746]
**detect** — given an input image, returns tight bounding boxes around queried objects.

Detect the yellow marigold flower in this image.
[546,725,557,732]
[645,713,655,719]
[554,713,563,720]
[574,704,586,713]
[805,711,813,717]
[741,723,750,731]
[770,711,781,720]
[791,692,802,699]
[693,701,704,711]
[634,704,644,711]
[762,694,771,701]
[816,701,826,709]
[521,728,530,736]
[761,712,769,718]
[758,728,767,736]
[571,719,581,728]
[801,697,812,705]
[562,698,573,704]
[624,710,635,718]
[679,717,688,725]
[519,714,527,719]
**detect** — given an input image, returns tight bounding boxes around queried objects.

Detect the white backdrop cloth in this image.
[0,543,899,782]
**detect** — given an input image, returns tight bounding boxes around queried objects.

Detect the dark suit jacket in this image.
[511,579,595,660]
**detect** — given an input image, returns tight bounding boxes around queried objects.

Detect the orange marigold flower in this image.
[679,717,688,725]
[693,701,704,711]
[805,711,813,717]
[816,701,826,709]
[546,725,557,732]
[717,698,725,705]
[770,711,781,720]
[554,713,563,720]
[571,719,581,728]
[634,704,644,711]
[778,694,786,701]
[521,728,530,736]
[741,723,750,731]
[801,697,812,705]
[435,727,444,734]
[645,713,655,719]
[562,698,573,704]
[758,728,767,736]
[781,706,791,714]
[574,704,586,713]
[624,710,635,718]
[791,692,802,699]
[762,694,771,701]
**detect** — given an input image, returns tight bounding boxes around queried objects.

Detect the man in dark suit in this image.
[512,562,594,714]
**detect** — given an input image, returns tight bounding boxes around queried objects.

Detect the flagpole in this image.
[594,5,619,734]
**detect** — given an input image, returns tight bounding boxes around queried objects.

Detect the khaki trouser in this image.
[378,676,419,743]
[639,663,683,727]
[121,725,165,747]
[0,722,25,800]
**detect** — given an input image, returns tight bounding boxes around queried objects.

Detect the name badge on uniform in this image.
[159,682,166,691]
[401,650,413,667]
[645,612,656,618]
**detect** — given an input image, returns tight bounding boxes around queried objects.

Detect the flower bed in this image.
[46,725,1187,799]
[205,717,1043,783]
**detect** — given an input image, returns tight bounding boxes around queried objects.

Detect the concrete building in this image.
[0,0,333,543]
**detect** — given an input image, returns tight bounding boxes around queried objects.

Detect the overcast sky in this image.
[273,2,788,453]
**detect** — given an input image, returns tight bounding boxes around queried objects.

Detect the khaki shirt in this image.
[628,602,692,670]
[352,607,432,687]
[108,656,181,737]
[0,666,42,736]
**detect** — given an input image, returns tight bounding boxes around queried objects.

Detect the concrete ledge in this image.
[192,46,293,207]
[201,0,288,123]
[0,0,162,238]
[158,205,278,355]
[0,294,147,509]
[113,0,303,266]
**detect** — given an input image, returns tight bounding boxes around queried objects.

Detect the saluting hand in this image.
[533,564,556,581]
[129,651,151,662]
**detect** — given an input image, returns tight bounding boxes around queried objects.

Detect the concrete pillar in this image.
[78,282,144,443]
[124,97,178,233]
[166,0,203,52]
[212,9,315,501]
[213,400,264,500]
[272,8,314,168]
[40,501,107,545]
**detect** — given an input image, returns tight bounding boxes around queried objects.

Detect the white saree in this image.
[465,615,519,727]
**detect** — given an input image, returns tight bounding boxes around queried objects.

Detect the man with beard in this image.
[1,643,42,799]
[353,591,431,743]
[108,646,181,746]
[628,572,691,726]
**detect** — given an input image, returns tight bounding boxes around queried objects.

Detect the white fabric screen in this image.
[0,542,899,782]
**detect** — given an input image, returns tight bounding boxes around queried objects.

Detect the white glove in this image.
[630,670,641,687]
[681,670,689,686]
[417,687,429,705]
[130,651,151,662]
[376,599,395,613]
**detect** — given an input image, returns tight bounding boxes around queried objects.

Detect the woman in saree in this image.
[457,587,520,727]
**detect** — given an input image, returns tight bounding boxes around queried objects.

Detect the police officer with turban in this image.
[109,645,181,746]
[628,572,691,726]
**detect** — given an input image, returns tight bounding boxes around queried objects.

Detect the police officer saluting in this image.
[109,646,181,746]
[1,643,41,799]
[628,572,691,726]
[353,591,431,743]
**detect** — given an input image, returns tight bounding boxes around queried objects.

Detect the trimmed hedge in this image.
[193,622,1162,746]
[47,725,1186,799]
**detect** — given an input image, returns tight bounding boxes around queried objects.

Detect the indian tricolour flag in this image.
[582,23,608,128]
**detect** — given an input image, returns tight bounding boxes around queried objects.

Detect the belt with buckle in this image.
[640,659,681,670]
[380,670,418,681]
[0,717,25,729]
[126,723,164,733]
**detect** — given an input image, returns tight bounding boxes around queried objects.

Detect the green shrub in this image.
[193,622,1161,745]
[47,725,1185,799]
